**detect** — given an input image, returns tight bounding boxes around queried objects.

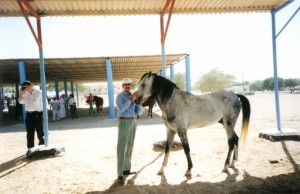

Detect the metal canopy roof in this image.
[0,0,289,86]
[0,54,186,86]
[0,0,289,17]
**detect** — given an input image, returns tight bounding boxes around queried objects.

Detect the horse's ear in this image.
[148,71,152,77]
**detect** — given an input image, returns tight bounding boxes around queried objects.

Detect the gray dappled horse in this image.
[136,72,251,177]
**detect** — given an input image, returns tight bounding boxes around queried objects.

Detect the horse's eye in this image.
[141,83,146,88]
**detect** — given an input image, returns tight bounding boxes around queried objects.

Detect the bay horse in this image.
[93,96,103,116]
[136,95,156,118]
[136,72,251,177]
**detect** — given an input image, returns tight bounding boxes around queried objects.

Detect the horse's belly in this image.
[187,114,221,129]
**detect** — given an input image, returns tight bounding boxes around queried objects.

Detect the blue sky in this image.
[0,1,299,84]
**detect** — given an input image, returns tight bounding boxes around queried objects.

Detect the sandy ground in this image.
[0,93,300,194]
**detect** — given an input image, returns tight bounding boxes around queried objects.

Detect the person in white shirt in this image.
[50,97,60,122]
[18,81,44,149]
[58,94,67,119]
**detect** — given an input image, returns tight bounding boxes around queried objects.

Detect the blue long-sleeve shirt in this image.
[116,91,144,118]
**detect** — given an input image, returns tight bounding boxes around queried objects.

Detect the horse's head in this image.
[135,71,155,105]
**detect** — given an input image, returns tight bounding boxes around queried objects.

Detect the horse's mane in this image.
[152,74,178,103]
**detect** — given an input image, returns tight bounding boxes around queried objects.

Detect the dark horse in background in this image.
[136,95,156,118]
[93,96,103,116]
[136,72,251,177]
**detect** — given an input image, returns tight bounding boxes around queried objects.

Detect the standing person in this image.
[68,94,78,119]
[87,93,95,114]
[115,78,144,186]
[49,97,60,122]
[58,94,66,119]
[18,81,44,150]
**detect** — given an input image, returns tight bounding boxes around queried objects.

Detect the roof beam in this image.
[17,0,43,48]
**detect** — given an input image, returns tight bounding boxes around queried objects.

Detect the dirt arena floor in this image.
[0,93,300,194]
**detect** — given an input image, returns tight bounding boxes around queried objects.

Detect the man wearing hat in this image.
[115,78,144,186]
[18,81,44,150]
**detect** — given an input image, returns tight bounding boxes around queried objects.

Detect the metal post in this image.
[170,64,174,82]
[38,48,49,146]
[105,58,115,119]
[18,60,26,122]
[185,55,192,93]
[54,76,59,99]
[76,84,79,107]
[271,11,282,132]
[161,45,167,77]
[70,81,74,94]
[64,79,68,112]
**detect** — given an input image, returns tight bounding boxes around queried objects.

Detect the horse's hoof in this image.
[157,170,164,176]
[185,170,192,177]
[222,168,229,173]
[228,164,235,169]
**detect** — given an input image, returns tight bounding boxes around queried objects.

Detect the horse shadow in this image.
[85,139,300,193]
[86,169,300,194]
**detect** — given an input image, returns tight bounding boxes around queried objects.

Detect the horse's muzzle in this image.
[134,95,143,105]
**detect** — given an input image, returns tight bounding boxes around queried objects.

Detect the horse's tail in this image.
[237,94,251,145]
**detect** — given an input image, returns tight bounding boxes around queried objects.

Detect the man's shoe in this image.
[123,170,136,176]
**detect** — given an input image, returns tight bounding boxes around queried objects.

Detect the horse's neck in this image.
[156,88,180,112]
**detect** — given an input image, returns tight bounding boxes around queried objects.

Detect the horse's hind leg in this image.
[223,128,239,173]
[178,128,193,177]
[100,106,103,115]
[158,129,175,176]
[148,108,151,118]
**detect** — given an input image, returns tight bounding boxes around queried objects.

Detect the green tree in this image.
[283,78,299,93]
[174,72,186,90]
[262,77,283,91]
[250,80,263,91]
[194,68,235,93]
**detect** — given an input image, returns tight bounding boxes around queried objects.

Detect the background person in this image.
[69,94,78,119]
[58,94,66,119]
[50,97,60,122]
[18,80,44,150]
[87,93,95,114]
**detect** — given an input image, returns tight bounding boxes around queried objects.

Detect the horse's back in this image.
[170,90,241,129]
[94,96,104,106]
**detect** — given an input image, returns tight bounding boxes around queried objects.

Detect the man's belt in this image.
[119,117,135,120]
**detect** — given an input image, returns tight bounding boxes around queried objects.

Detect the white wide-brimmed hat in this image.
[122,78,132,84]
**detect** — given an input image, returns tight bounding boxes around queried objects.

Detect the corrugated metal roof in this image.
[0,54,187,86]
[0,0,289,17]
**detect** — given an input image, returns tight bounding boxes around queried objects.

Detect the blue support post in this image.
[70,81,74,94]
[185,55,192,93]
[161,45,167,77]
[76,84,79,107]
[38,48,49,146]
[64,79,68,97]
[0,87,3,114]
[0,87,3,99]
[105,58,115,119]
[64,79,68,112]
[170,64,174,82]
[18,60,26,122]
[15,81,20,119]
[271,11,282,132]
[54,76,59,99]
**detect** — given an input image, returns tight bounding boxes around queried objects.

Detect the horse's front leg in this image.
[158,129,175,176]
[178,128,193,177]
